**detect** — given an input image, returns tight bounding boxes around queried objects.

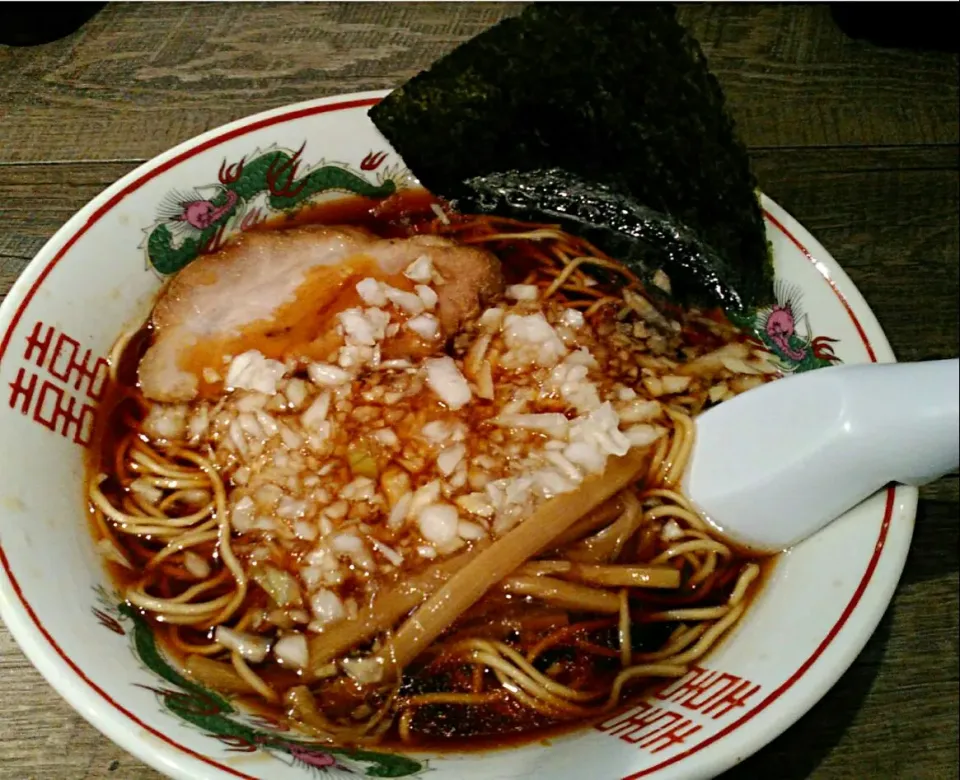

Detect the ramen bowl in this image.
[0,92,915,780]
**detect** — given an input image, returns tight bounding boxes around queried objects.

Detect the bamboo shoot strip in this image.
[185,655,258,695]
[306,547,481,678]
[371,448,650,676]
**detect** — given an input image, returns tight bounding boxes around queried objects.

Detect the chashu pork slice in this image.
[138,225,503,402]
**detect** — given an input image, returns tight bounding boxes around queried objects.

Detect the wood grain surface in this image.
[0,4,957,780]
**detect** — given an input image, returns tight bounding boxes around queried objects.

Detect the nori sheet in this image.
[369,2,773,310]
[457,168,746,312]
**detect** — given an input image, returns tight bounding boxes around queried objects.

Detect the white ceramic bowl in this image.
[0,92,915,780]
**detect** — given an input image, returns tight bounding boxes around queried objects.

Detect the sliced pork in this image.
[138,225,503,402]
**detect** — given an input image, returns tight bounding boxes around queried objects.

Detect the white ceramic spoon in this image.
[683,358,959,551]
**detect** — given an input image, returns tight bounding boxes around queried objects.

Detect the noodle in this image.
[517,560,681,589]
[501,576,624,613]
[231,651,279,704]
[87,200,777,748]
[564,493,646,563]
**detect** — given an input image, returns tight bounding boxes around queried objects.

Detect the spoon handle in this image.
[685,358,959,551]
[843,358,959,486]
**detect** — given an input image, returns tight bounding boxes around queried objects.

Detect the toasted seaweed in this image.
[457,168,745,312]
[369,3,773,310]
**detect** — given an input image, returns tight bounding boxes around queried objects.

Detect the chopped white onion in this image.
[457,520,487,541]
[279,423,305,450]
[301,392,332,431]
[415,284,438,310]
[506,284,539,301]
[564,440,606,474]
[252,565,303,607]
[293,520,318,541]
[418,503,459,545]
[643,376,664,397]
[422,420,451,443]
[230,496,256,532]
[277,496,308,519]
[424,356,472,410]
[323,500,349,520]
[403,255,434,283]
[384,286,426,316]
[341,477,376,501]
[129,478,163,505]
[284,378,309,408]
[408,480,442,518]
[569,402,630,460]
[237,412,262,440]
[310,588,346,626]
[561,308,585,328]
[356,277,387,306]
[662,520,685,541]
[143,404,188,440]
[430,203,451,225]
[96,537,133,569]
[449,465,468,490]
[338,307,389,346]
[307,363,351,387]
[652,269,672,293]
[478,307,504,331]
[406,313,441,341]
[548,354,601,413]
[183,551,211,579]
[235,393,267,412]
[378,359,414,371]
[708,382,729,403]
[371,538,404,567]
[544,450,583,483]
[341,656,385,685]
[254,409,279,439]
[476,360,495,400]
[661,375,692,394]
[533,467,577,499]
[388,491,413,529]
[566,347,598,368]
[225,351,287,396]
[187,405,210,440]
[273,632,309,670]
[252,485,281,510]
[373,428,400,447]
[455,492,495,518]
[330,532,375,571]
[502,313,567,367]
[436,443,466,476]
[215,626,271,663]
[618,398,662,423]
[337,344,371,370]
[625,424,667,448]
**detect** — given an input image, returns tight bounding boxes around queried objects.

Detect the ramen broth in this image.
[88,190,777,749]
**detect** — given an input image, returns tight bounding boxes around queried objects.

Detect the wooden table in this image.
[1,4,957,779]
